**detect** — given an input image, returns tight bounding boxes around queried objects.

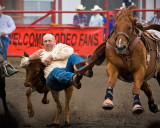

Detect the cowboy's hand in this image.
[42,55,53,66]
[29,50,43,61]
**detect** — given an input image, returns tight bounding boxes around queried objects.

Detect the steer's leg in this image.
[41,86,49,104]
[102,63,118,110]
[141,81,160,113]
[63,86,73,127]
[50,90,62,126]
[26,87,35,117]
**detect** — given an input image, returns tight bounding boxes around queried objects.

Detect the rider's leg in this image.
[0,37,18,77]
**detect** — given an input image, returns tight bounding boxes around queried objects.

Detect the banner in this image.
[9,27,103,56]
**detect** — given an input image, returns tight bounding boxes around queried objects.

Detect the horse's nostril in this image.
[123,45,126,49]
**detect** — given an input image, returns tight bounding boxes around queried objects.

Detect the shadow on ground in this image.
[0,110,18,128]
[147,120,160,128]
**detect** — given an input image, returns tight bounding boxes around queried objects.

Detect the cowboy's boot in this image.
[3,61,18,77]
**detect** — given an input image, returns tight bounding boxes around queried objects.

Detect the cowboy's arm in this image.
[42,44,74,66]
[29,49,43,61]
[73,15,79,26]
[6,16,16,35]
[52,44,74,60]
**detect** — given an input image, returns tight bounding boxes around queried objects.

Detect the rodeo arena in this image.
[1,0,160,128]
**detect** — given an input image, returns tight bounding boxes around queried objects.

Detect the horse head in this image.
[114,6,136,55]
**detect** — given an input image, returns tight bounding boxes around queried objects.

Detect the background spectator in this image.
[121,0,135,8]
[102,11,115,34]
[89,5,103,26]
[144,8,160,25]
[73,4,88,29]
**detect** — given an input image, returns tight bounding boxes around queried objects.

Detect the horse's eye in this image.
[128,26,132,33]
[128,26,132,31]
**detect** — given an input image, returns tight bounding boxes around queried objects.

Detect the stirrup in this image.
[3,61,18,77]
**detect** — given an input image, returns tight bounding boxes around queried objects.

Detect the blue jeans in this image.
[46,53,85,91]
[0,37,10,60]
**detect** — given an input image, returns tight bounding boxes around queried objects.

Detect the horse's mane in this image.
[115,5,136,24]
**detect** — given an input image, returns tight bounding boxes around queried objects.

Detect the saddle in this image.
[140,30,160,80]
[74,24,160,79]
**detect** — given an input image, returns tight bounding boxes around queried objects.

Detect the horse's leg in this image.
[155,72,160,85]
[50,90,62,126]
[132,69,145,115]
[26,87,34,117]
[141,81,160,113]
[63,86,73,127]
[102,64,118,110]
[41,86,49,104]
[0,77,8,113]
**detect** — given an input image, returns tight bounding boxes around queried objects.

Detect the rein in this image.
[114,32,130,45]
[106,24,140,80]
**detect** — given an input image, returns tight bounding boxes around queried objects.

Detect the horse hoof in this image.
[102,99,114,110]
[132,105,144,115]
[148,102,159,113]
[46,123,60,128]
[28,110,34,118]
[63,121,70,127]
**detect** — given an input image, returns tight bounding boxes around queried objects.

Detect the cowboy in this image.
[0,5,18,77]
[73,4,88,29]
[89,5,103,26]
[144,8,160,25]
[21,34,93,90]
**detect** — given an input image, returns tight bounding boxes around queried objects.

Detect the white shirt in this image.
[0,14,16,37]
[20,43,74,79]
[89,14,103,26]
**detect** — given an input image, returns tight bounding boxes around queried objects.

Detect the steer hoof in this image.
[102,98,114,110]
[42,99,49,104]
[28,110,34,118]
[132,104,144,115]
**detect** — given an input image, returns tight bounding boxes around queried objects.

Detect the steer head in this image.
[21,52,48,93]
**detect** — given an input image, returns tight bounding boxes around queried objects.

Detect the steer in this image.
[21,52,73,127]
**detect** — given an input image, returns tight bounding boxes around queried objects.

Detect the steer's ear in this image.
[24,51,29,57]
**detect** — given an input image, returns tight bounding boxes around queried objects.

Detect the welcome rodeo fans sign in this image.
[8,27,103,56]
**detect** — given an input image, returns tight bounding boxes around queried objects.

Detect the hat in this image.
[91,5,102,11]
[0,5,5,10]
[108,11,114,16]
[76,4,86,10]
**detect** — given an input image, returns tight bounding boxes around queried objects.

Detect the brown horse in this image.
[102,6,160,115]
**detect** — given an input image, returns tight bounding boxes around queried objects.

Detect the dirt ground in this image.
[0,57,160,128]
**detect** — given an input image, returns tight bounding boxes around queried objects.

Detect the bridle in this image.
[114,32,130,47]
